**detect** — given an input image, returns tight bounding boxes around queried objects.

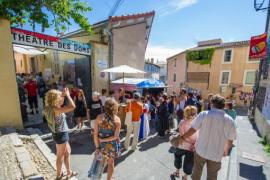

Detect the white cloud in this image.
[228,38,235,42]
[145,45,184,62]
[157,0,198,17]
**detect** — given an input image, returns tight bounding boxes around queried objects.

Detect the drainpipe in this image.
[104,27,113,90]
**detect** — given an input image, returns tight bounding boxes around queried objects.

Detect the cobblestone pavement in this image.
[0,135,23,180]
[23,139,56,180]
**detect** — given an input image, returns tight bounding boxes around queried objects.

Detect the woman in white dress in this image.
[139,96,150,140]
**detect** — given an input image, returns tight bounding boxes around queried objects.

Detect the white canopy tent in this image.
[13,44,48,55]
[111,78,147,85]
[101,65,146,85]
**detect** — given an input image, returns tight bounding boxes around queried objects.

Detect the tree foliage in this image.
[0,0,92,34]
[186,48,215,65]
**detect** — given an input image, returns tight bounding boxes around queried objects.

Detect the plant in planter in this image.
[186,48,215,65]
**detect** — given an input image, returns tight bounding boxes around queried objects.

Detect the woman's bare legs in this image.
[76,117,82,129]
[64,142,72,175]
[56,144,66,177]
[107,158,115,180]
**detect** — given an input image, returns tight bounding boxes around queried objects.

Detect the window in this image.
[244,71,256,85]
[173,73,176,82]
[220,71,231,85]
[223,49,232,63]
[174,58,177,67]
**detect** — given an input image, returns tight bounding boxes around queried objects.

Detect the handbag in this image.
[169,132,180,147]
[88,153,107,179]
[125,102,132,126]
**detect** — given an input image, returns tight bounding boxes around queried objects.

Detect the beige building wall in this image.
[14,52,25,73]
[186,45,259,105]
[91,43,109,92]
[14,51,46,75]
[0,19,23,129]
[167,52,187,94]
[112,23,147,79]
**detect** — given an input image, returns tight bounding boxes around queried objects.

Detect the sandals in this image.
[170,172,180,179]
[182,176,188,180]
[55,172,65,180]
[66,171,78,179]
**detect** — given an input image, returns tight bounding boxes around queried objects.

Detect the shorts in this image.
[52,132,69,144]
[174,148,194,175]
[74,108,87,118]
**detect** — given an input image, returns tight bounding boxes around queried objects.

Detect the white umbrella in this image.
[101,65,145,86]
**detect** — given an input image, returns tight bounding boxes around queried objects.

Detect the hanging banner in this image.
[11,28,91,56]
[249,33,267,59]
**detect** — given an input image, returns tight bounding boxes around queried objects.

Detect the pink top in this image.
[178,119,198,151]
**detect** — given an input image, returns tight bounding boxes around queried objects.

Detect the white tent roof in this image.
[101,65,145,74]
[111,78,147,85]
[13,44,48,55]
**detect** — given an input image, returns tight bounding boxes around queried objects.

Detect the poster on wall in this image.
[63,60,75,84]
[249,33,267,59]
[262,87,270,121]
[97,60,108,69]
[44,68,52,81]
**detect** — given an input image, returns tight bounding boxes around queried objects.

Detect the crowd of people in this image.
[24,73,237,180]
[16,72,46,121]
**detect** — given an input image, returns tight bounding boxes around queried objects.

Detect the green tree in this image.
[0,0,92,34]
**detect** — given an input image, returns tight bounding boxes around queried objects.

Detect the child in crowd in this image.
[225,102,237,120]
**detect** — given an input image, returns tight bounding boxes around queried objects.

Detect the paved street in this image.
[237,116,270,179]
[39,108,270,180]
[45,122,228,180]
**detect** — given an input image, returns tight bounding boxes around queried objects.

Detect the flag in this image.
[249,33,267,59]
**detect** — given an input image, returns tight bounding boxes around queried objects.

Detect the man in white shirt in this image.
[179,94,237,180]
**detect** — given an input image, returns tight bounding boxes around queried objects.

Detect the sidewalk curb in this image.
[30,134,57,170]
[10,134,39,178]
[226,140,238,180]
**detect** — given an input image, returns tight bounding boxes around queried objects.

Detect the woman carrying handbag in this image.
[92,98,121,180]
[170,106,198,180]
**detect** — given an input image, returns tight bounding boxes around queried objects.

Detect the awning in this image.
[137,79,165,88]
[13,44,48,55]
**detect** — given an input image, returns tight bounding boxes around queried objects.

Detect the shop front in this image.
[10,27,92,127]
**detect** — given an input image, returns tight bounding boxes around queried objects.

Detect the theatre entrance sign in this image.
[11,28,91,56]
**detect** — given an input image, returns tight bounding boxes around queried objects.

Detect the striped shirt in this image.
[192,108,237,162]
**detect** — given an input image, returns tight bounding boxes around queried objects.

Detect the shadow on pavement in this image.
[249,119,262,137]
[138,134,169,152]
[114,150,135,168]
[235,106,248,116]
[239,163,267,180]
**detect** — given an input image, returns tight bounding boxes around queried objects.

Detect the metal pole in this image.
[123,72,124,89]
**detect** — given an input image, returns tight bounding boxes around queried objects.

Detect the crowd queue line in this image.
[16,72,237,180]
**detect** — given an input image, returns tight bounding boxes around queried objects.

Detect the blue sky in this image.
[23,0,267,61]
